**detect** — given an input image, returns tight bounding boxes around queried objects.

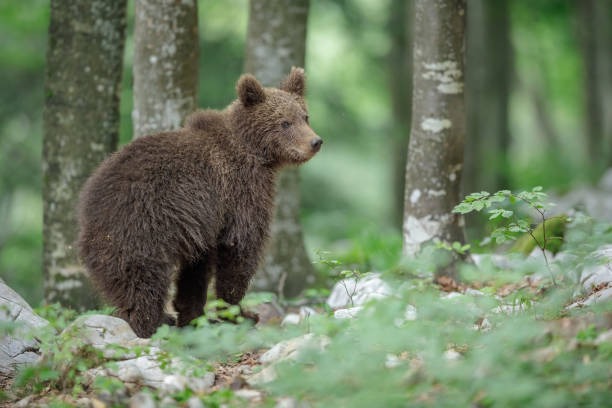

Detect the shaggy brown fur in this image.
[77,68,321,338]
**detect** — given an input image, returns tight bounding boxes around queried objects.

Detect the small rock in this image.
[443,349,461,360]
[394,305,418,327]
[595,329,612,345]
[326,273,391,309]
[281,313,301,326]
[246,365,277,385]
[299,306,317,319]
[129,392,156,408]
[333,306,363,319]
[237,364,253,375]
[580,245,612,292]
[161,371,215,393]
[91,398,107,408]
[249,334,330,385]
[550,187,612,222]
[464,288,485,297]
[259,334,329,365]
[385,354,402,368]
[478,317,492,331]
[14,395,35,408]
[159,396,175,408]
[471,254,515,270]
[528,248,554,265]
[186,396,204,408]
[441,291,463,300]
[161,374,185,393]
[0,279,49,375]
[66,314,149,359]
[193,371,216,392]
[493,303,530,314]
[253,301,284,326]
[404,305,418,321]
[275,397,299,408]
[76,397,93,408]
[568,287,612,309]
[235,389,263,402]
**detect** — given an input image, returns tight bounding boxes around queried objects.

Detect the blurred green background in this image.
[0,0,604,305]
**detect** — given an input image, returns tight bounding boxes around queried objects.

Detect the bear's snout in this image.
[310,137,323,152]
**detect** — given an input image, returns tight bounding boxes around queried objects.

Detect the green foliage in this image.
[576,324,598,342]
[454,187,565,255]
[15,325,102,396]
[92,376,125,395]
[434,240,471,255]
[511,215,568,254]
[7,218,612,407]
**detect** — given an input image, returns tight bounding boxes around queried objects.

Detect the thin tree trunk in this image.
[388,0,413,228]
[577,0,612,168]
[403,0,467,278]
[43,0,127,308]
[528,83,561,149]
[244,0,314,298]
[463,0,510,196]
[132,0,199,139]
[596,3,612,167]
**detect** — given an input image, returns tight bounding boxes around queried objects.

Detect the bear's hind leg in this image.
[174,255,214,327]
[214,245,256,305]
[113,258,175,338]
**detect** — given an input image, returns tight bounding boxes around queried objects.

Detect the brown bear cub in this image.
[78,68,321,338]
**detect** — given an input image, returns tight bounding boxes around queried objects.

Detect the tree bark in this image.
[463,0,510,196]
[577,0,612,167]
[132,0,199,139]
[388,0,413,228]
[244,0,314,298]
[43,0,127,308]
[402,0,467,276]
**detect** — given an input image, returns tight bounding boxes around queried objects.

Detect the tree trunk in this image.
[577,0,612,168]
[388,0,413,228]
[43,0,127,309]
[463,0,510,196]
[132,0,199,139]
[402,0,467,277]
[244,0,314,298]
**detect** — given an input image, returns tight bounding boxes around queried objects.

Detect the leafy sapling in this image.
[453,186,559,285]
[314,250,366,308]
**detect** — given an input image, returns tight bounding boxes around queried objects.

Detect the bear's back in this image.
[78,127,228,264]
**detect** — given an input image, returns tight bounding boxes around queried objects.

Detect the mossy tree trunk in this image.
[132,0,199,139]
[43,0,127,309]
[402,0,467,279]
[244,0,314,298]
[388,0,413,229]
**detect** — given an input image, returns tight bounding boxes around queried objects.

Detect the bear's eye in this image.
[304,115,309,124]
[281,121,291,129]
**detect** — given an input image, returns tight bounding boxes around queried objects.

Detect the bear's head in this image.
[233,67,322,166]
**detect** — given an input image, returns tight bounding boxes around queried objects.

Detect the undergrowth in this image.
[3,192,612,407]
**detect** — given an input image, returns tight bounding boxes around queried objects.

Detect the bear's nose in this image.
[311,138,323,151]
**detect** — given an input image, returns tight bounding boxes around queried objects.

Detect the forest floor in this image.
[2,245,612,408]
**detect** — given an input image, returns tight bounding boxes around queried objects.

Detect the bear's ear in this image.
[237,74,266,107]
[281,67,306,96]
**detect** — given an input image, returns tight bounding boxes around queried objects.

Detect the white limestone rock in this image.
[326,273,391,309]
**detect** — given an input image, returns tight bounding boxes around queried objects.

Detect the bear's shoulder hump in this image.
[184,109,226,133]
